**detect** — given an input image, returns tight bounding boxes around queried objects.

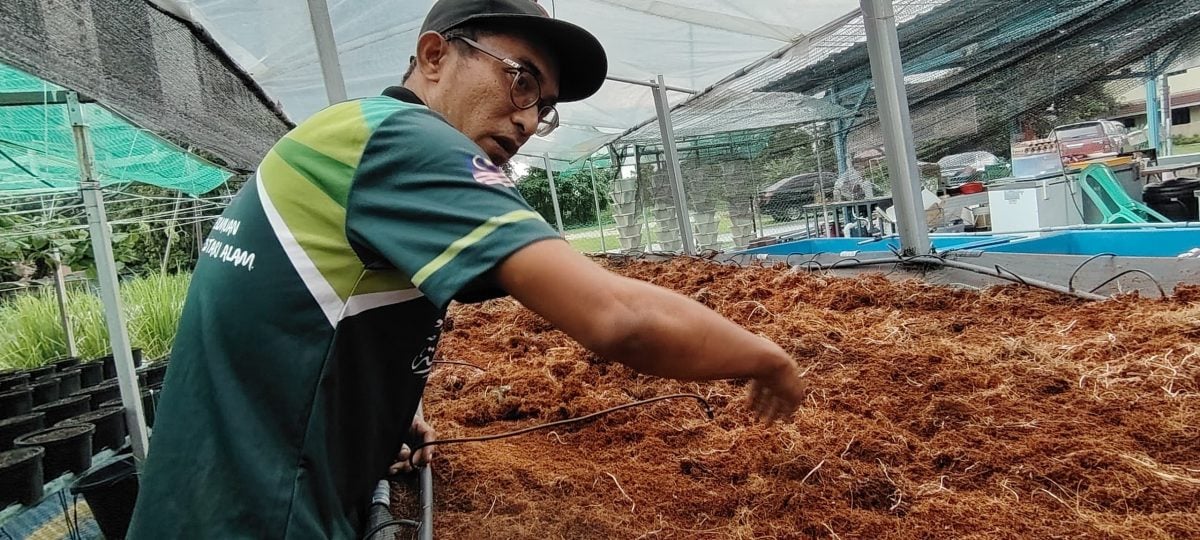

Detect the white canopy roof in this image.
[146,0,862,168]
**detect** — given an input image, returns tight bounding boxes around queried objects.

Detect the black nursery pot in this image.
[0,447,45,508]
[100,350,144,380]
[54,369,83,395]
[101,390,158,428]
[59,407,127,452]
[0,412,45,452]
[136,362,168,387]
[32,395,92,426]
[21,365,55,380]
[30,378,60,406]
[72,454,139,539]
[0,387,34,419]
[49,357,79,371]
[76,362,105,389]
[14,424,95,480]
[75,380,120,411]
[0,373,29,392]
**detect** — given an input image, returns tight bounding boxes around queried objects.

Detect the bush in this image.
[0,272,190,369]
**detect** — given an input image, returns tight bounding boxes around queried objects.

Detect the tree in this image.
[516,165,616,229]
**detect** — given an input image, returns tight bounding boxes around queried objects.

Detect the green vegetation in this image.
[0,272,190,369]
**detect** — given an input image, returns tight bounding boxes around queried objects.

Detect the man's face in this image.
[437,33,560,165]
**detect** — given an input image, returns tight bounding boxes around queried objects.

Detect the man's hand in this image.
[497,240,814,424]
[389,415,436,474]
[748,352,808,423]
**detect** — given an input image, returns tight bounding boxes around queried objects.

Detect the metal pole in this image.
[193,198,203,256]
[542,154,565,234]
[1145,56,1161,153]
[306,0,348,104]
[66,92,150,462]
[415,402,434,540]
[814,134,832,238]
[650,75,696,255]
[587,158,607,252]
[51,248,77,358]
[861,0,930,256]
[1161,73,1172,156]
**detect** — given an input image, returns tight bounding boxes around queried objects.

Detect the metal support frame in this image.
[0,91,95,107]
[586,158,607,252]
[306,0,348,104]
[861,0,930,256]
[66,91,150,461]
[1161,72,1173,156]
[650,75,696,255]
[1145,55,1161,152]
[605,75,697,94]
[51,249,77,358]
[543,154,565,234]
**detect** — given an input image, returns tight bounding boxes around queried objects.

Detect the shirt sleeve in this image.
[345,106,561,310]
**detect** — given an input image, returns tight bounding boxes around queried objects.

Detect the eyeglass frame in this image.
[444,33,560,137]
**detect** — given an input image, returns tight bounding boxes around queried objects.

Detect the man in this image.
[129,0,807,537]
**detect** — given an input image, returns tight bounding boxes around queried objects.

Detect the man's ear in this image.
[414,31,450,83]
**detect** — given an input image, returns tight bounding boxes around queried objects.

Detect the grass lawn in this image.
[1174,142,1200,155]
[566,214,780,253]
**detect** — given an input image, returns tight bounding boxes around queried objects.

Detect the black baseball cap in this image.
[419,0,608,103]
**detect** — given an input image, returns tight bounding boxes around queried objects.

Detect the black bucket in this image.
[72,455,138,539]
[49,357,79,371]
[136,362,169,387]
[0,373,29,392]
[30,378,59,406]
[76,362,105,389]
[0,447,45,508]
[0,387,34,419]
[15,424,94,480]
[0,412,44,451]
[21,365,55,380]
[58,407,127,452]
[1144,177,1200,222]
[32,395,92,426]
[44,369,82,396]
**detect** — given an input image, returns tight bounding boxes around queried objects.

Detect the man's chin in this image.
[489,152,510,166]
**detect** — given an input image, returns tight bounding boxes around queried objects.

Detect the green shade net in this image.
[0,63,232,196]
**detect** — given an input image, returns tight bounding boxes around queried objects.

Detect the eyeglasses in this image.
[447,35,560,137]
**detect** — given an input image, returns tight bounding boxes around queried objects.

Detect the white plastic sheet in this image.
[145,0,861,169]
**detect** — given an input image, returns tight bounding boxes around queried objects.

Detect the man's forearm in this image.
[600,278,790,381]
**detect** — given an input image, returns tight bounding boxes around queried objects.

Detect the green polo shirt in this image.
[129,87,559,538]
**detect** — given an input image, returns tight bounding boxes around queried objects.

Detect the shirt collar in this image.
[381,86,425,105]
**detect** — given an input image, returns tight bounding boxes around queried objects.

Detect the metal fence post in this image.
[66,91,150,462]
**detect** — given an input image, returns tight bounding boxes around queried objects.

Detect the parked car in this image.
[1050,120,1130,161]
[937,151,1002,191]
[758,172,839,222]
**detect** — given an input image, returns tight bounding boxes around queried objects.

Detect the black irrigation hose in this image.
[1068,253,1116,293]
[1087,269,1167,298]
[827,258,864,270]
[790,253,1109,301]
[992,264,1029,287]
[405,394,713,469]
[362,518,420,540]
